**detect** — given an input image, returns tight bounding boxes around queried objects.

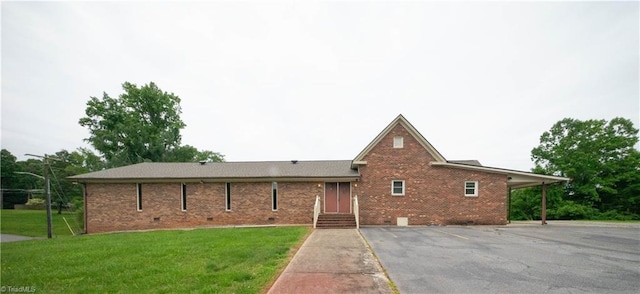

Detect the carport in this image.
[506,170,571,224]
[432,162,571,225]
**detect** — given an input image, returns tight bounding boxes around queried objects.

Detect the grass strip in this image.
[1,209,79,237]
[1,226,309,293]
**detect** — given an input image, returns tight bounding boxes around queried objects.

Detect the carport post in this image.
[507,187,512,224]
[541,182,547,225]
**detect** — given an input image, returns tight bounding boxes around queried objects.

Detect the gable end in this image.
[352,114,446,165]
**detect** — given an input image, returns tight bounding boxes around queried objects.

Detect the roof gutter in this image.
[430,161,571,183]
[68,176,361,184]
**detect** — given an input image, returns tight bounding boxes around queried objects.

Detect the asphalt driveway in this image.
[361,223,640,294]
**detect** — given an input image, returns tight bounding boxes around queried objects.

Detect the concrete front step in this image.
[316,214,357,229]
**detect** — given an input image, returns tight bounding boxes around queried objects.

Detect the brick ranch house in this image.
[69,115,569,233]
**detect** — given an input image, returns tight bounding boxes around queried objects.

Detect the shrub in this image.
[548,201,598,220]
[25,198,46,210]
[594,210,640,221]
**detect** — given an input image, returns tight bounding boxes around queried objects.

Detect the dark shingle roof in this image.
[68,160,359,181]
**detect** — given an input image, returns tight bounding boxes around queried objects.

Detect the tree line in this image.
[511,117,640,220]
[1,148,104,209]
[1,82,224,209]
[2,81,638,220]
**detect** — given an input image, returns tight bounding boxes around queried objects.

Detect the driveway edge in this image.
[357,230,399,294]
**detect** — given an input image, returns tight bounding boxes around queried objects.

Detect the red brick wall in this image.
[85,181,323,233]
[353,124,508,225]
[84,123,509,232]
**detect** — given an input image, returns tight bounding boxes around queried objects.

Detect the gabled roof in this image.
[431,161,570,188]
[350,114,569,188]
[69,160,359,182]
[69,114,569,188]
[352,114,446,164]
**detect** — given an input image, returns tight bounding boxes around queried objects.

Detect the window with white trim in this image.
[464,181,478,197]
[391,180,405,196]
[393,136,404,148]
[136,183,142,211]
[181,183,187,211]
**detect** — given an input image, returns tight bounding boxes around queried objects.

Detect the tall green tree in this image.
[1,150,30,208]
[48,149,105,199]
[1,149,18,189]
[2,150,48,208]
[45,149,106,213]
[164,145,225,162]
[2,152,46,193]
[531,117,640,216]
[79,82,186,165]
[74,148,107,172]
[1,147,110,210]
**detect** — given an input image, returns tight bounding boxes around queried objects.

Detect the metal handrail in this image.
[313,195,320,228]
[354,195,360,229]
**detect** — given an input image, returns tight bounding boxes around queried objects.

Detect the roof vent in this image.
[199,160,206,165]
[291,160,298,164]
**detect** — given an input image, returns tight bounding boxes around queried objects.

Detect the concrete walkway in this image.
[268,229,393,294]
[0,234,37,242]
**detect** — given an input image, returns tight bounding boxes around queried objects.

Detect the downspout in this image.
[83,183,88,234]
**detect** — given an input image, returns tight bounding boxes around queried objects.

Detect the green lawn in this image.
[1,226,309,293]
[1,209,80,237]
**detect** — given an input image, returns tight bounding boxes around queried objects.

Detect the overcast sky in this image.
[2,1,638,171]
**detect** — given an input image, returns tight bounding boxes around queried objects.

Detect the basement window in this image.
[181,183,187,211]
[272,182,278,211]
[393,136,404,148]
[391,180,405,196]
[465,181,478,197]
[136,183,142,211]
[225,183,231,211]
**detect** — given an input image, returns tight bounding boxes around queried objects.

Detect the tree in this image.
[1,149,47,208]
[74,148,107,172]
[1,149,26,209]
[79,82,186,166]
[18,159,47,187]
[531,117,640,217]
[47,149,106,212]
[1,149,18,189]
[164,145,224,162]
[510,165,569,221]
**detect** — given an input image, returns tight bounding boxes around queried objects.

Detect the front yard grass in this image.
[1,209,80,237]
[1,226,309,293]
